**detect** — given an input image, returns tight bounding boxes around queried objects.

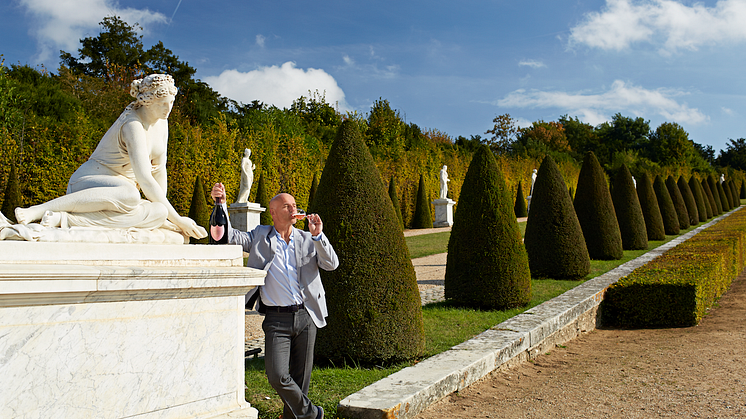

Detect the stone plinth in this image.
[0,241,265,419]
[432,198,456,228]
[229,202,265,232]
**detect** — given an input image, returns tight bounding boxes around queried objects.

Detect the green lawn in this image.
[246,221,701,419]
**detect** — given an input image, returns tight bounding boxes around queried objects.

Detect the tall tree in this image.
[484,113,518,155]
[60,16,148,79]
[60,15,226,124]
[717,138,746,170]
[594,113,650,166]
[313,120,424,365]
[446,145,531,308]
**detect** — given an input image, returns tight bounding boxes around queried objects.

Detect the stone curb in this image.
[338,209,739,419]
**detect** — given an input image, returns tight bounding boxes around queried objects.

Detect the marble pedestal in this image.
[229,202,265,232]
[0,241,265,419]
[432,198,456,228]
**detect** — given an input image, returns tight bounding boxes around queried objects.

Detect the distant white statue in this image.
[439,165,450,200]
[236,148,256,203]
[632,176,637,189]
[530,169,538,195]
[721,174,726,184]
[13,74,206,240]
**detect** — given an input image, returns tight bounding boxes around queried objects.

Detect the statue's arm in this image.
[151,133,168,192]
[121,120,204,238]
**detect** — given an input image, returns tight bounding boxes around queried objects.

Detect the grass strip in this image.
[245,221,703,418]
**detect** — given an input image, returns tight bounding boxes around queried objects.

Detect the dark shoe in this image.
[316,406,324,419]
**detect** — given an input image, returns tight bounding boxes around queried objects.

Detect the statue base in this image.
[432,198,456,228]
[0,241,264,419]
[229,202,266,232]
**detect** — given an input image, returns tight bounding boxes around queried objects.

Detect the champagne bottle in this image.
[209,197,228,244]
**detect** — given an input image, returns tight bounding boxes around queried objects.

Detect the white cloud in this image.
[518,59,546,69]
[569,0,746,54]
[722,107,735,116]
[255,34,266,48]
[497,80,708,126]
[204,61,350,111]
[19,0,167,63]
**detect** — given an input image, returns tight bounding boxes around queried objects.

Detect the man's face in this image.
[270,194,298,226]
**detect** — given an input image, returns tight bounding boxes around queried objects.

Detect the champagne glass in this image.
[293,209,307,220]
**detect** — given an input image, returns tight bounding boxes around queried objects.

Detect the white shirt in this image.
[260,228,304,307]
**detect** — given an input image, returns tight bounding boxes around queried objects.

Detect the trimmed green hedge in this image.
[601,207,746,328]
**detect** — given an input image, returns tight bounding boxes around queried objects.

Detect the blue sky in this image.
[2,0,745,153]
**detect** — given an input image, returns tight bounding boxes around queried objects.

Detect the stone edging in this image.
[337,208,740,419]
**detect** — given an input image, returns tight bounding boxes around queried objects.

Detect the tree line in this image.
[1,15,745,227]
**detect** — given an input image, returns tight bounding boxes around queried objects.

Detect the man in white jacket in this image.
[212,183,338,419]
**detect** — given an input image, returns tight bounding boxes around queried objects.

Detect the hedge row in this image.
[601,206,746,327]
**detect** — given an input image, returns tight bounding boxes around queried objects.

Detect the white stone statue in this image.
[236,148,256,203]
[439,165,449,200]
[721,174,725,184]
[530,169,538,195]
[12,74,207,241]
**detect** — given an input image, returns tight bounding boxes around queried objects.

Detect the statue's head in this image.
[130,74,178,109]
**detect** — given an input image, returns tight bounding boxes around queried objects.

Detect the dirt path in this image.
[417,270,746,419]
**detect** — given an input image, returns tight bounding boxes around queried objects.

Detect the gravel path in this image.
[416,269,746,419]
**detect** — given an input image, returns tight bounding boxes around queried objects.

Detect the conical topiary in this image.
[187,175,210,244]
[610,164,648,250]
[412,174,432,229]
[676,176,699,226]
[702,178,720,216]
[388,174,404,229]
[707,176,724,213]
[514,180,528,218]
[573,151,623,260]
[741,181,746,200]
[716,179,730,211]
[312,120,424,365]
[654,175,679,235]
[636,173,666,240]
[688,176,709,221]
[1,164,22,224]
[524,156,590,279]
[255,173,272,225]
[728,180,739,207]
[445,145,531,309]
[666,176,689,229]
[722,179,734,209]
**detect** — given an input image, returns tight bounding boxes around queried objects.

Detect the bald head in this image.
[269,193,298,230]
[269,193,295,211]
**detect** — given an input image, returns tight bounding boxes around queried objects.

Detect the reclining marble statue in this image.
[6,74,206,243]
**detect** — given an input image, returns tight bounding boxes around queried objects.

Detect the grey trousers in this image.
[262,308,320,419]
